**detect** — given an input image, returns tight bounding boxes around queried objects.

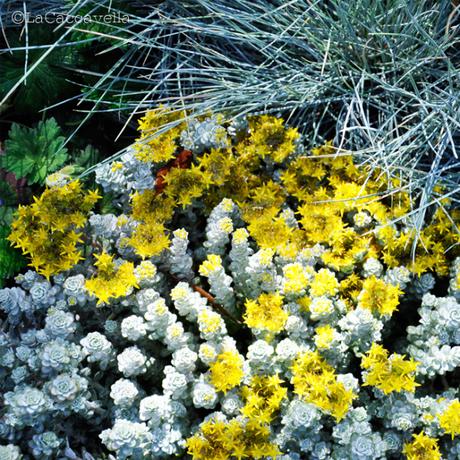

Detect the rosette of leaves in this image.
[1,118,68,185]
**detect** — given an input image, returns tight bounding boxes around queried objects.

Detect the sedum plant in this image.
[0,111,459,459]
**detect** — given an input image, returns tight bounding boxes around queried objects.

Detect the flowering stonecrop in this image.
[84,251,139,304]
[133,105,186,164]
[209,350,244,394]
[402,432,442,460]
[358,276,402,317]
[243,292,288,334]
[7,181,100,278]
[291,350,356,421]
[438,400,460,439]
[361,343,419,394]
[1,111,460,459]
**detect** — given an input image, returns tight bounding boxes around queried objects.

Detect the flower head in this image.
[85,252,139,304]
[402,432,441,460]
[361,343,419,394]
[291,351,355,421]
[358,276,402,316]
[244,292,288,334]
[209,350,244,393]
[438,400,460,439]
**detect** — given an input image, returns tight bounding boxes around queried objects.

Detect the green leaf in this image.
[2,118,69,184]
[0,27,79,113]
[74,145,101,170]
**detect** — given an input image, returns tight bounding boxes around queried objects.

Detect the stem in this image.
[167,271,244,325]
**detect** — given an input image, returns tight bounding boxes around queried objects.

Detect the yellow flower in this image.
[239,181,286,224]
[127,220,170,259]
[199,254,222,277]
[361,343,419,394]
[85,251,139,305]
[247,212,306,259]
[297,202,345,245]
[163,165,212,208]
[339,274,363,309]
[438,400,460,439]
[133,106,185,164]
[332,180,369,212]
[291,350,355,421]
[209,351,244,393]
[8,181,99,278]
[314,325,336,350]
[130,190,175,223]
[186,417,279,460]
[402,432,441,460]
[282,263,312,294]
[245,115,300,163]
[322,228,369,273]
[309,269,339,297]
[197,147,234,186]
[240,374,287,423]
[243,292,288,334]
[358,276,402,316]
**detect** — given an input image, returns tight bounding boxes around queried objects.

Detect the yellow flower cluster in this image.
[244,115,300,163]
[240,374,287,424]
[163,165,213,208]
[85,251,138,305]
[309,268,339,297]
[291,350,355,421]
[209,350,244,393]
[321,228,369,273]
[192,373,286,459]
[11,112,458,292]
[127,220,170,260]
[199,254,223,277]
[130,190,175,223]
[199,147,234,186]
[133,106,185,164]
[277,139,458,276]
[402,432,441,460]
[361,343,419,394]
[358,276,402,316]
[243,292,288,334]
[8,181,100,278]
[314,324,337,350]
[282,263,312,294]
[186,418,280,460]
[339,273,363,310]
[125,190,174,258]
[125,108,459,288]
[437,399,460,439]
[377,207,459,276]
